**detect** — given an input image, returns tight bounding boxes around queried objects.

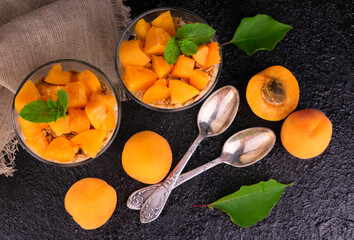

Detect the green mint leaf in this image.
[56,108,61,121]
[164,36,180,65]
[47,98,57,109]
[208,179,293,228]
[176,23,216,45]
[179,39,198,56]
[56,89,68,119]
[230,14,292,56]
[19,100,56,123]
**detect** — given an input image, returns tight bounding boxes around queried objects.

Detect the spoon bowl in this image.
[222,127,276,167]
[198,86,239,136]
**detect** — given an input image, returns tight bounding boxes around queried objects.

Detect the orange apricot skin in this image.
[119,40,151,68]
[192,45,209,66]
[15,80,41,113]
[246,65,299,121]
[122,131,172,184]
[135,18,151,40]
[281,109,332,159]
[45,137,79,162]
[142,79,170,104]
[19,117,48,156]
[144,26,171,55]
[189,69,209,90]
[64,178,117,230]
[171,55,195,79]
[204,42,221,68]
[151,10,176,36]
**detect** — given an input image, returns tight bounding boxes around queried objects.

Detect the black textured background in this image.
[0,0,353,239]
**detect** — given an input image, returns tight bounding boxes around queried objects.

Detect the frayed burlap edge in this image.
[0,129,18,177]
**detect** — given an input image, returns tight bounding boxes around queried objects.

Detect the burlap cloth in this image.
[0,0,130,176]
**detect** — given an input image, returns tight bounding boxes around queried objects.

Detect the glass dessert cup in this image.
[12,59,122,167]
[114,7,222,112]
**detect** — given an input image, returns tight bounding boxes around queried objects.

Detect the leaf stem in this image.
[193,204,209,208]
[220,42,231,47]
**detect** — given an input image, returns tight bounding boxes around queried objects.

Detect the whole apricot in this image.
[246,66,299,121]
[65,178,117,230]
[281,109,332,159]
[122,131,172,184]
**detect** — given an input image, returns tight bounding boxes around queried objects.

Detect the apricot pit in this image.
[246,66,299,121]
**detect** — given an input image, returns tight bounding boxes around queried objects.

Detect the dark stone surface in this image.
[0,0,353,239]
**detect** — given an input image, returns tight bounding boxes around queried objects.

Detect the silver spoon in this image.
[127,127,275,210]
[140,86,240,223]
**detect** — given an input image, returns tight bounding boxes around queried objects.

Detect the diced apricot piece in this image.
[143,79,170,104]
[37,84,65,101]
[171,55,195,79]
[119,40,151,68]
[45,137,79,162]
[15,80,41,112]
[85,100,116,130]
[151,10,176,36]
[192,45,209,66]
[44,64,72,85]
[135,18,151,40]
[123,66,157,92]
[68,108,91,134]
[65,178,117,230]
[65,81,88,108]
[49,116,71,136]
[281,109,332,159]
[71,130,107,158]
[122,131,172,184]
[144,27,171,55]
[246,66,299,121]
[76,70,101,98]
[90,94,116,112]
[204,42,221,68]
[169,80,200,104]
[19,117,48,156]
[189,69,209,90]
[152,55,174,79]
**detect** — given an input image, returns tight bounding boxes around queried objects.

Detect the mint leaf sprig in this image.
[19,89,69,123]
[164,23,216,64]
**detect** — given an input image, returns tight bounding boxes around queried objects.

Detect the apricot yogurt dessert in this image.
[12,60,120,165]
[116,8,221,111]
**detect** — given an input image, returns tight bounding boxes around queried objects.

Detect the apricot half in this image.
[122,131,172,184]
[246,66,299,121]
[65,178,117,230]
[281,109,332,159]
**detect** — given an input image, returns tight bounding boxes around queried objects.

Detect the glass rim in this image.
[12,58,122,167]
[114,7,223,112]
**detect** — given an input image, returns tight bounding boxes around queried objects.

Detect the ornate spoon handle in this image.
[127,157,222,210]
[139,134,204,223]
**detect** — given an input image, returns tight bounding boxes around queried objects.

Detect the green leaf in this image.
[19,100,56,123]
[47,98,57,109]
[164,36,180,65]
[56,90,68,112]
[179,39,198,56]
[176,23,215,46]
[230,14,292,56]
[18,89,69,123]
[208,179,293,228]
